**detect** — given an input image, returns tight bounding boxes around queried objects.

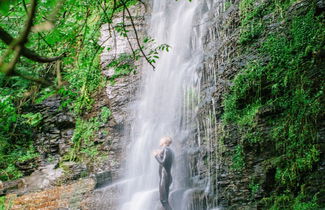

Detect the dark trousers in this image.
[159,175,172,210]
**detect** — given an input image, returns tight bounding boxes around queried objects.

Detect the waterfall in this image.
[120,0,213,209]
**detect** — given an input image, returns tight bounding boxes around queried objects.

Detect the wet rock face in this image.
[97,3,147,179]
[6,96,75,182]
[99,3,145,125]
[83,4,148,209]
[34,95,75,159]
[192,0,325,209]
[1,163,64,201]
[184,1,245,208]
[192,3,244,208]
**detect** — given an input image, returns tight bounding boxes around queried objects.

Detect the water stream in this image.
[119,0,213,209]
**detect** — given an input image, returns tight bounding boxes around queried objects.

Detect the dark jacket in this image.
[155,146,174,178]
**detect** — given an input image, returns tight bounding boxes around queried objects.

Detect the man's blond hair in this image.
[160,136,172,146]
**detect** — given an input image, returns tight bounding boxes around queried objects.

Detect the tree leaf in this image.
[0,0,10,15]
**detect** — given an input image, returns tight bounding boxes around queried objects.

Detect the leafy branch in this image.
[121,0,156,70]
[0,28,64,64]
[0,0,64,86]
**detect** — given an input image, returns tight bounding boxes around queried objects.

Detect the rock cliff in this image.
[191,0,324,209]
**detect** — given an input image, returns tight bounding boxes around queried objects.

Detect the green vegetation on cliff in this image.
[223,0,324,208]
[0,0,142,181]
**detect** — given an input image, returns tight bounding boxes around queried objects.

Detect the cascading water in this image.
[119,0,213,209]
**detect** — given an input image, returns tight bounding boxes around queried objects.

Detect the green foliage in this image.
[0,195,13,210]
[225,1,232,11]
[0,84,40,181]
[106,37,170,83]
[232,145,245,170]
[0,0,170,181]
[107,53,137,82]
[238,0,299,44]
[53,1,107,115]
[238,0,266,44]
[0,144,39,181]
[224,1,324,208]
[262,188,319,210]
[239,19,265,45]
[66,106,112,163]
[0,164,23,181]
[143,37,170,64]
[0,91,17,134]
[0,196,5,210]
[292,192,319,210]
[17,145,39,162]
[22,113,43,127]
[100,107,111,123]
[0,0,145,181]
[249,181,260,196]
[65,116,102,162]
[223,62,263,125]
[0,0,11,16]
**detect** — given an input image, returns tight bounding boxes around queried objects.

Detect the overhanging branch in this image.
[0,27,64,63]
[121,0,156,70]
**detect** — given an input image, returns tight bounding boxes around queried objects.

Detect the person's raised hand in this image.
[152,149,161,156]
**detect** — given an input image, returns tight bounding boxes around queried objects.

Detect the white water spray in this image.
[120,0,212,209]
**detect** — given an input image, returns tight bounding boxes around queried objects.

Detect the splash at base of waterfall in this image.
[122,189,158,210]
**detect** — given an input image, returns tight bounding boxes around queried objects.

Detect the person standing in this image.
[153,136,174,210]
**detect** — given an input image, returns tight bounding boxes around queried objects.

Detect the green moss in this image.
[0,196,13,210]
[238,0,300,44]
[63,105,112,163]
[249,181,261,196]
[100,107,111,124]
[238,0,267,44]
[65,117,100,162]
[262,187,319,210]
[223,1,324,208]
[232,145,245,170]
[107,53,137,82]
[225,1,232,11]
[0,197,5,210]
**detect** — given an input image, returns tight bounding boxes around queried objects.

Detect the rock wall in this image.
[198,0,254,208]
[34,96,75,159]
[98,1,146,176]
[83,3,148,209]
[1,95,74,196]
[191,0,325,209]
